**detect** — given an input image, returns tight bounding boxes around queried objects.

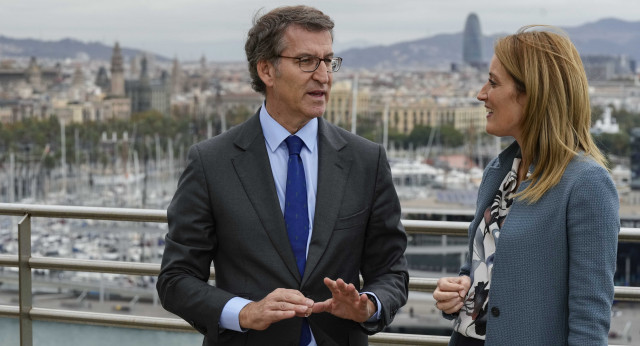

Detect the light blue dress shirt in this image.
[219,105,380,344]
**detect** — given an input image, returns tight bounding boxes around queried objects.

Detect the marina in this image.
[0,143,638,344]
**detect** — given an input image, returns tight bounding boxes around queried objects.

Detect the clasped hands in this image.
[239,277,376,331]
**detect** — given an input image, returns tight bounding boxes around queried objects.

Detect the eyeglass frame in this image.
[277,55,343,73]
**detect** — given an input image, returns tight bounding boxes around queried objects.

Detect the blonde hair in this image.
[494,25,607,203]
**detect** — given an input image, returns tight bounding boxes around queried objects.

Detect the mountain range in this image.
[1,18,639,69]
[338,18,640,70]
[0,36,167,63]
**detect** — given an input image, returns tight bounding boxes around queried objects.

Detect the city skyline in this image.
[1,0,640,61]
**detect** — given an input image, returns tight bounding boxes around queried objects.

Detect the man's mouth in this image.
[308,90,326,97]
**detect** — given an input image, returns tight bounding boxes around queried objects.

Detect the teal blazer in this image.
[449,141,620,346]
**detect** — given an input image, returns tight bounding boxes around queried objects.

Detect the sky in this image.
[2,0,640,62]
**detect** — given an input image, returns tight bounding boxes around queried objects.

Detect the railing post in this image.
[18,214,33,346]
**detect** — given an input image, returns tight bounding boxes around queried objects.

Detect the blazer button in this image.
[491,306,500,317]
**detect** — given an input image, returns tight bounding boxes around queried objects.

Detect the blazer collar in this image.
[302,118,351,285]
[231,111,301,281]
[231,113,353,285]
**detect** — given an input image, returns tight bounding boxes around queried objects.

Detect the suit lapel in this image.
[231,112,301,281]
[302,119,351,285]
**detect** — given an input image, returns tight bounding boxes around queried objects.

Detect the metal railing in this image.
[0,203,639,346]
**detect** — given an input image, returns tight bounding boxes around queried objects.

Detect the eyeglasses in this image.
[277,55,343,73]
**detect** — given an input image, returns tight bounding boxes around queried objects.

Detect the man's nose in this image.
[312,62,330,83]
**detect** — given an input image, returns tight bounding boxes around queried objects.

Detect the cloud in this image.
[0,0,638,61]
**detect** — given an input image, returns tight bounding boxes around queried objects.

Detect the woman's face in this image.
[477,55,526,143]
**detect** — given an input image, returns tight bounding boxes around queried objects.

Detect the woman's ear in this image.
[517,91,527,107]
[257,60,275,88]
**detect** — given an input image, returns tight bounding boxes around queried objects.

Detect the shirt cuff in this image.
[361,291,382,322]
[219,297,252,332]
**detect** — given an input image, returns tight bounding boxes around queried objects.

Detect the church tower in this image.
[26,57,42,92]
[110,42,125,96]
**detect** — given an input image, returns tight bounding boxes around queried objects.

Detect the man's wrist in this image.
[238,302,254,330]
[363,293,377,318]
[365,293,377,311]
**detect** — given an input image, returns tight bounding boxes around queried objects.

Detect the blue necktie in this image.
[284,135,311,346]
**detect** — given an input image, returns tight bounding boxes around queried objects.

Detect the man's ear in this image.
[257,60,275,88]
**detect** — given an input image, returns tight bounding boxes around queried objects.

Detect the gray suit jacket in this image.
[157,111,409,345]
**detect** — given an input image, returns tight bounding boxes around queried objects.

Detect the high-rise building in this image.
[462,13,484,69]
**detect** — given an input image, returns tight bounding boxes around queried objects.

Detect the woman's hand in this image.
[433,276,471,314]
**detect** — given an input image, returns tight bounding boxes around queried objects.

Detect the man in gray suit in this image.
[156,5,408,345]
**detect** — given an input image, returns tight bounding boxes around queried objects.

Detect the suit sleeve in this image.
[156,144,235,341]
[359,145,409,334]
[566,165,619,345]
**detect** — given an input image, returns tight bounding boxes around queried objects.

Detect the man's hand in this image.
[239,288,314,330]
[312,278,376,323]
[433,276,471,314]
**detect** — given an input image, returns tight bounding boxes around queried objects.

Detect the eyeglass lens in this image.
[299,57,341,72]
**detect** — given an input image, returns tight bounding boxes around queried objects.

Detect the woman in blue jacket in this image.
[433,26,620,346]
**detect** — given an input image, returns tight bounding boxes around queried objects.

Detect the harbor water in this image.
[0,318,202,346]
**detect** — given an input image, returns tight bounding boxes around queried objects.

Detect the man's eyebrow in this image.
[297,53,335,58]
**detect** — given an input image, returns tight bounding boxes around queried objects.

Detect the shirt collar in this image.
[259,102,318,153]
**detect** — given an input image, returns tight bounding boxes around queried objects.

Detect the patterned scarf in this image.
[453,157,521,339]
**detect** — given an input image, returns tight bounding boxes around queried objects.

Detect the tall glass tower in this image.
[463,13,484,69]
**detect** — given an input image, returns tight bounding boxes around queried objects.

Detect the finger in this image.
[335,278,348,294]
[324,277,338,292]
[437,277,465,292]
[346,283,359,297]
[443,301,464,315]
[334,279,358,300]
[294,306,313,318]
[341,282,358,300]
[242,304,296,330]
[269,300,307,313]
[279,291,314,307]
[325,277,347,298]
[263,292,313,314]
[453,276,471,289]
[359,293,372,311]
[437,297,463,313]
[312,299,330,314]
[267,309,297,322]
[458,276,472,296]
[433,290,463,302]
